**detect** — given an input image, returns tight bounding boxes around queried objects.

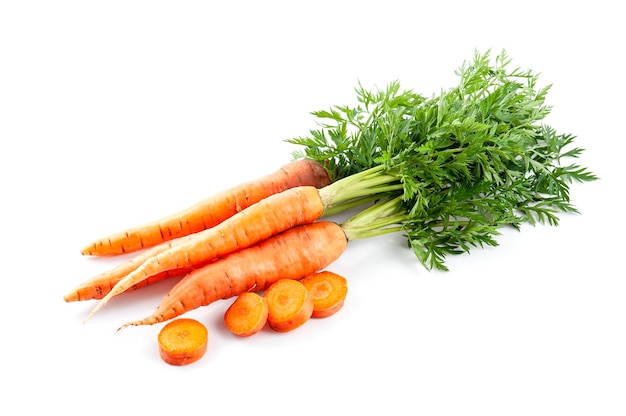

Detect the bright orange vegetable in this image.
[81,186,325,322]
[65,268,191,302]
[300,271,348,318]
[119,221,348,329]
[223,292,268,337]
[264,279,313,332]
[80,159,330,256]
[64,235,194,302]
[157,318,208,366]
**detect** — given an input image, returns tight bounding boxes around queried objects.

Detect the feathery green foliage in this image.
[287,50,597,270]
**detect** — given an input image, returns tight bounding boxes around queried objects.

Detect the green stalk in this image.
[318,164,403,214]
[288,50,597,270]
[340,195,410,241]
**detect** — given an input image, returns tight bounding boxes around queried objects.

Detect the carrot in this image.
[264,279,313,332]
[64,234,195,302]
[157,318,208,366]
[65,268,191,302]
[81,185,326,322]
[223,292,268,337]
[80,159,330,256]
[119,221,348,329]
[300,271,348,318]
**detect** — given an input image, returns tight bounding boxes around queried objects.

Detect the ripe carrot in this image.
[81,185,326,322]
[300,271,348,318]
[157,318,208,366]
[223,292,268,337]
[64,235,194,302]
[65,268,191,302]
[80,159,330,256]
[119,221,348,329]
[264,279,314,332]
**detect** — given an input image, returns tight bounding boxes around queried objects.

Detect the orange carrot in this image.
[82,185,326,322]
[264,279,313,332]
[81,159,330,256]
[64,235,195,302]
[119,221,348,329]
[223,292,268,337]
[300,271,348,318]
[65,268,191,302]
[157,318,208,366]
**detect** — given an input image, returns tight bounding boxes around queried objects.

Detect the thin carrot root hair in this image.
[224,292,268,337]
[300,271,348,318]
[82,185,326,323]
[119,221,347,329]
[264,279,314,333]
[81,159,330,256]
[157,318,208,366]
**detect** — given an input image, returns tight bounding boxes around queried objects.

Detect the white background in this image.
[1,1,624,415]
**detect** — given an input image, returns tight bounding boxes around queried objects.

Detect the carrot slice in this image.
[264,279,313,333]
[224,292,268,337]
[300,271,348,318]
[157,318,208,366]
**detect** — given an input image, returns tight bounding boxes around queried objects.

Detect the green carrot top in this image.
[288,49,598,270]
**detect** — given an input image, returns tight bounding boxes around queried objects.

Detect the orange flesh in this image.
[157,318,208,366]
[300,271,348,318]
[264,279,314,332]
[224,292,268,337]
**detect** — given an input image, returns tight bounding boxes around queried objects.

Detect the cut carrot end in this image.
[157,318,208,366]
[224,292,268,337]
[264,279,313,333]
[300,271,348,318]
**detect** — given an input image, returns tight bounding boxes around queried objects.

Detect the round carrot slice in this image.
[224,292,269,337]
[300,271,348,318]
[157,318,208,366]
[264,279,313,332]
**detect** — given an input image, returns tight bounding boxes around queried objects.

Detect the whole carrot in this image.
[119,221,348,329]
[80,159,330,256]
[81,185,326,322]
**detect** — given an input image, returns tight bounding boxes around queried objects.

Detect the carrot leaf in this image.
[288,49,597,270]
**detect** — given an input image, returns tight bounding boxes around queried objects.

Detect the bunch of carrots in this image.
[65,50,597,365]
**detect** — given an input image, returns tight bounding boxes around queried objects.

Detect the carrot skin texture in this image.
[264,279,314,332]
[224,292,269,337]
[81,160,330,256]
[121,221,347,328]
[64,268,191,302]
[64,235,193,302]
[157,318,208,366]
[300,271,348,318]
[84,186,325,321]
